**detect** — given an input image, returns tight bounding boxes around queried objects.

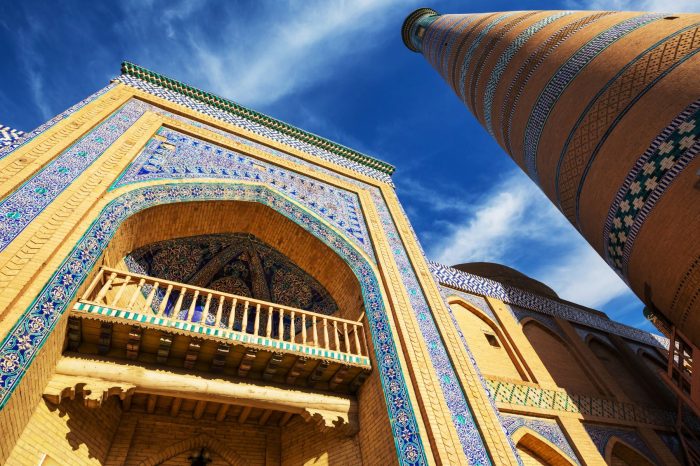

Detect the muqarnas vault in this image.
[0,8,699,463]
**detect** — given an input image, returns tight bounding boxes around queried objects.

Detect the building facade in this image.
[0,59,693,465]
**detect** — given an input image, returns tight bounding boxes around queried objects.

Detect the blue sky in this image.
[1,0,698,333]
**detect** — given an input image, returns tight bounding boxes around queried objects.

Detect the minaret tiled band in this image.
[403,9,700,343]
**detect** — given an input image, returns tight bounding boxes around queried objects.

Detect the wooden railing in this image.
[80,266,369,359]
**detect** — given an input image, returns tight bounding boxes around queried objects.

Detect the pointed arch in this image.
[138,434,249,466]
[512,427,577,466]
[446,295,527,381]
[521,319,602,396]
[604,436,655,466]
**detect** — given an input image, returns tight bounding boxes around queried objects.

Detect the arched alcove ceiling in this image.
[125,233,339,316]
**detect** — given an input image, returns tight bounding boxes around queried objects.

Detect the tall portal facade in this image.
[0,62,694,465]
[402,9,700,345]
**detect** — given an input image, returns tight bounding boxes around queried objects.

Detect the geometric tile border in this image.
[501,413,580,465]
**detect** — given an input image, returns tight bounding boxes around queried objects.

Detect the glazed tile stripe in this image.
[114,75,394,185]
[674,257,700,326]
[437,16,479,80]
[501,414,580,465]
[469,11,542,116]
[522,13,663,180]
[425,15,458,68]
[603,99,700,275]
[369,190,492,464]
[114,126,375,260]
[449,13,499,91]
[555,23,700,225]
[498,12,617,153]
[0,183,427,465]
[0,84,115,160]
[427,261,669,349]
[0,100,148,252]
[458,13,519,102]
[481,11,573,132]
[0,125,25,148]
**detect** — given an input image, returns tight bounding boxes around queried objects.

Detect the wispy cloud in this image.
[15,19,52,120]
[565,0,700,12]
[428,170,636,309]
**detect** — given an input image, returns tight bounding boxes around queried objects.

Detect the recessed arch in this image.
[512,427,577,466]
[604,436,655,466]
[138,434,249,466]
[446,295,526,381]
[521,320,603,396]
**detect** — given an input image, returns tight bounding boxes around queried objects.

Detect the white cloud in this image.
[16,21,52,120]
[566,0,700,12]
[428,170,635,309]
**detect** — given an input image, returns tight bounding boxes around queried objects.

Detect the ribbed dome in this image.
[452,262,558,299]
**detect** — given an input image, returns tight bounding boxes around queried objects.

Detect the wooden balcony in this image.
[68,266,371,393]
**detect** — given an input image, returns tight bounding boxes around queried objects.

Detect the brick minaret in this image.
[403,8,700,343]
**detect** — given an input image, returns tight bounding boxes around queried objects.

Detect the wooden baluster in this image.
[215,295,225,328]
[126,278,146,310]
[312,315,318,348]
[361,326,369,358]
[353,324,362,356]
[201,293,213,325]
[301,314,307,345]
[112,275,131,307]
[333,321,340,351]
[278,309,284,341]
[142,282,159,313]
[184,290,199,322]
[343,322,350,354]
[172,286,187,320]
[242,301,250,333]
[323,318,330,350]
[82,268,105,301]
[94,272,117,304]
[229,299,238,330]
[290,311,296,341]
[253,303,261,336]
[266,306,273,338]
[157,284,173,317]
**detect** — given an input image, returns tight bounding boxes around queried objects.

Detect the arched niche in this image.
[512,428,576,466]
[138,434,248,466]
[604,437,655,466]
[447,297,525,381]
[521,320,602,396]
[587,336,655,406]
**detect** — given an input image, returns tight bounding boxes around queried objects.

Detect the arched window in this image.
[522,321,602,396]
[606,438,655,466]
[449,300,524,381]
[513,429,576,466]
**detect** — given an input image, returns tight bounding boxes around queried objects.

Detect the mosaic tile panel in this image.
[114,127,375,260]
[0,99,149,252]
[501,414,580,465]
[428,261,669,349]
[114,74,394,185]
[583,424,657,463]
[0,84,115,160]
[522,14,662,180]
[0,125,25,148]
[0,183,427,465]
[603,99,700,275]
[439,285,497,323]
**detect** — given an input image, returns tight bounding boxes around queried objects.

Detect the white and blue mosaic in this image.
[502,414,580,465]
[583,424,656,463]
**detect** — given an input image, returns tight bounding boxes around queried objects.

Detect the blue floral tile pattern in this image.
[583,423,657,463]
[114,127,374,260]
[0,183,427,465]
[0,125,25,148]
[0,100,149,252]
[501,414,580,465]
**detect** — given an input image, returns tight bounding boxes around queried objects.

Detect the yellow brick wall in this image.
[281,417,362,465]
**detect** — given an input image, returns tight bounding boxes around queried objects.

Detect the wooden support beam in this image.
[157,333,173,364]
[184,339,201,370]
[122,393,133,412]
[307,359,329,385]
[211,343,230,372]
[279,412,293,427]
[126,326,143,361]
[263,352,284,381]
[98,322,113,355]
[170,397,182,417]
[238,406,252,424]
[237,348,258,378]
[67,317,81,351]
[350,370,370,392]
[286,356,308,385]
[216,404,230,421]
[193,400,207,419]
[259,409,272,426]
[146,394,158,414]
[328,365,350,390]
